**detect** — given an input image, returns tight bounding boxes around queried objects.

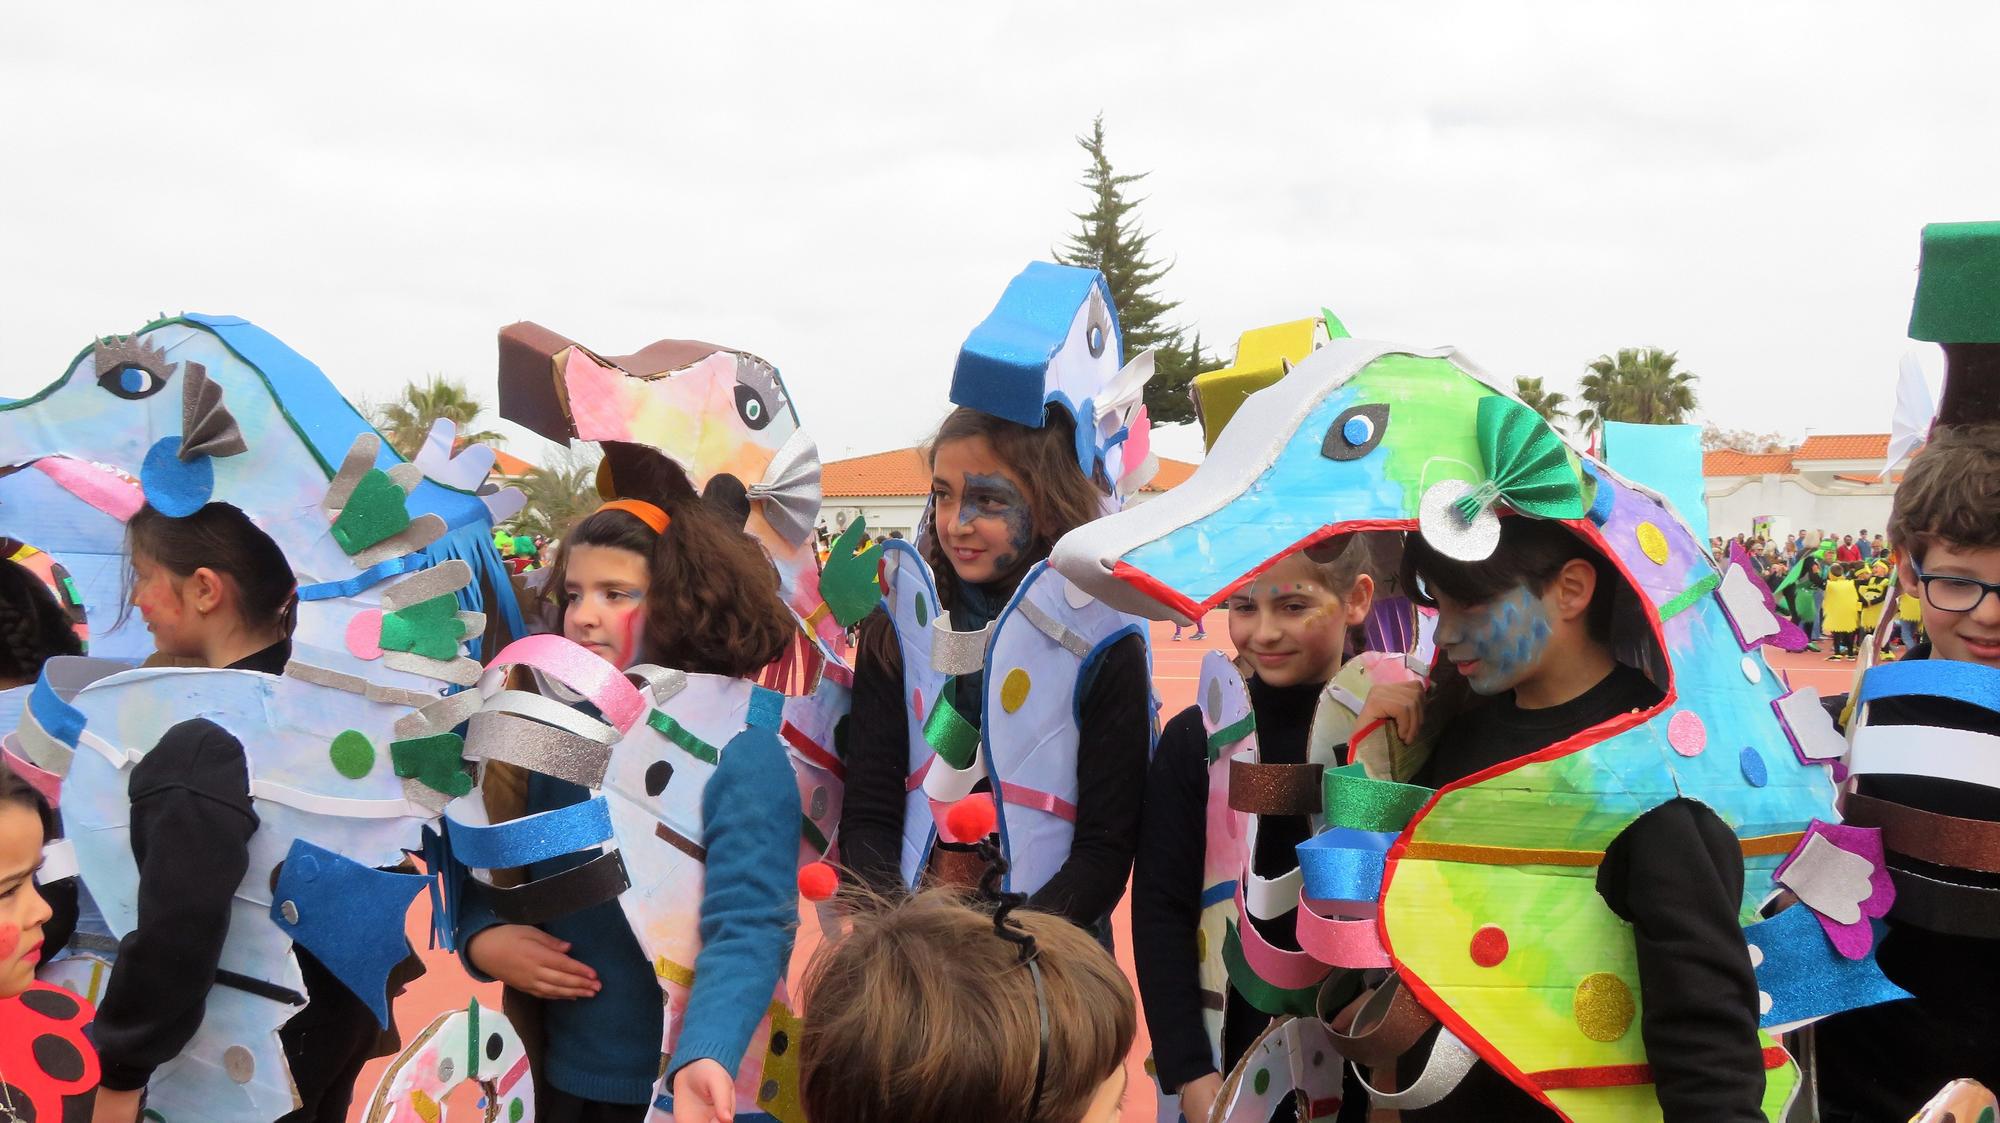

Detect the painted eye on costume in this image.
[1320,404,1389,462]
[97,363,171,401]
[734,382,773,431]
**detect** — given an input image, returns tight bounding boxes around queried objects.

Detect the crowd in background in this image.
[1708,525,1919,660]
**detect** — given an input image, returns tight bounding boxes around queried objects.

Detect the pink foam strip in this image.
[34,457,143,522]
[999,781,1078,822]
[2,742,62,806]
[487,634,646,733]
[1297,901,1390,969]
[1234,881,1335,989]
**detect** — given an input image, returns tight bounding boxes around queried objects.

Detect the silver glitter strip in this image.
[466,710,613,790]
[381,559,474,610]
[928,618,993,676]
[1016,599,1094,660]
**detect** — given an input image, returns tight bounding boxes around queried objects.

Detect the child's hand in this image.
[1357,680,1425,743]
[465,924,600,999]
[1178,1071,1223,1123]
[91,1087,143,1123]
[672,1058,737,1123]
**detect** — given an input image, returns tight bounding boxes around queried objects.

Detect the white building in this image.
[1704,434,1903,541]
[821,448,1197,541]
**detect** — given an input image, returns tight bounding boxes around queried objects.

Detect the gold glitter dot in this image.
[1001,668,1032,713]
[1636,522,1670,566]
[1573,972,1636,1041]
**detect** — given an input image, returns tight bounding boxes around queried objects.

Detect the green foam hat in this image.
[1909,221,2000,343]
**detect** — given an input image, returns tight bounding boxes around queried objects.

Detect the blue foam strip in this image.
[270,837,428,1028]
[446,798,615,870]
[1296,827,1397,902]
[297,553,423,601]
[1858,658,2000,717]
[28,672,84,747]
[1200,879,1239,909]
[653,1093,774,1121]
[747,684,786,731]
[1584,462,1617,525]
[1744,904,1909,1029]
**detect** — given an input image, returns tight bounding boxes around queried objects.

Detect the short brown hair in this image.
[546,444,794,679]
[1888,423,2000,563]
[921,405,1106,609]
[799,889,1135,1123]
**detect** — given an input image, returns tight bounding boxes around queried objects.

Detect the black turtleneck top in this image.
[1132,672,1325,1096]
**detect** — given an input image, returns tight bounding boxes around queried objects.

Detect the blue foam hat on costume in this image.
[949,262,1157,497]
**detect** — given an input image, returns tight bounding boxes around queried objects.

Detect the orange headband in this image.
[596,499,670,535]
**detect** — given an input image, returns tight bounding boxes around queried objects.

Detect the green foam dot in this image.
[510,1100,525,1123]
[1253,1067,1270,1095]
[914,596,929,627]
[329,730,375,779]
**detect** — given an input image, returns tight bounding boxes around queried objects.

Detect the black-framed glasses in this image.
[1917,572,2000,614]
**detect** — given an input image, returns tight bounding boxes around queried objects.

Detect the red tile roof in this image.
[1794,434,1890,461]
[1702,450,1794,477]
[491,449,537,478]
[823,448,1198,498]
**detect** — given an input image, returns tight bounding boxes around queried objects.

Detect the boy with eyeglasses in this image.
[1814,219,2000,1121]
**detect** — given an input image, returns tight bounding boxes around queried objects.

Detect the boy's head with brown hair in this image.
[1888,423,2000,666]
[800,889,1135,1123]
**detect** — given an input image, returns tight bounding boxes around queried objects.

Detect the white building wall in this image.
[820,487,1179,543]
[1705,475,1896,540]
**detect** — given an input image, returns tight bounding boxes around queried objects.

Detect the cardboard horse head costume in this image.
[498,323,844,659]
[0,314,527,1120]
[1054,340,1905,1122]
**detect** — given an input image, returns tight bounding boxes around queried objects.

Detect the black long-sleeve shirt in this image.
[1132,674,1322,1094]
[838,607,1151,930]
[1396,662,1765,1123]
[93,640,389,1121]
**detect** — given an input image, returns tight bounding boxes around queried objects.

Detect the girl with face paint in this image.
[840,404,1154,937]
[1346,520,1772,1122]
[1132,537,1380,1123]
[463,446,801,1123]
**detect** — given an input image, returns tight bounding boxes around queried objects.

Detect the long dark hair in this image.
[123,502,298,636]
[0,558,82,685]
[548,443,794,679]
[920,404,1106,609]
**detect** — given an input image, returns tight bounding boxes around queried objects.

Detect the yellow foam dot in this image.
[1636,522,1670,566]
[1001,668,1032,713]
[1194,927,1209,963]
[1573,972,1636,1042]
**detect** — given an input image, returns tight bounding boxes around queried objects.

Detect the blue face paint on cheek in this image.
[1461,584,1554,695]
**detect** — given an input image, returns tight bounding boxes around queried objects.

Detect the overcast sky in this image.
[4,2,1996,466]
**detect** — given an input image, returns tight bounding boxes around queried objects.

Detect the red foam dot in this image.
[943,797,997,844]
[911,687,924,723]
[1470,925,1509,968]
[798,861,839,902]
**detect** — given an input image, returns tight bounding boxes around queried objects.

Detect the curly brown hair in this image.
[1888,423,2000,563]
[920,405,1106,609]
[545,443,793,679]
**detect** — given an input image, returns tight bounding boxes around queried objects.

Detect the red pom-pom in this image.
[798,861,840,902]
[943,797,997,844]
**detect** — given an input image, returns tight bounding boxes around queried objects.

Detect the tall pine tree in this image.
[1056,115,1209,426]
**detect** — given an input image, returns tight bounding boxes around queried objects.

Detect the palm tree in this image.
[1513,376,1572,427]
[372,374,506,460]
[508,448,602,542]
[1576,348,1700,435]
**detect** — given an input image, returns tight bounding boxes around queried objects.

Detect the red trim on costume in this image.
[1528,1047,1790,1090]
[781,721,845,779]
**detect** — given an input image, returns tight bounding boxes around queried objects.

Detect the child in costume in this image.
[1858,559,1893,640]
[1810,220,2000,1119]
[0,766,99,1123]
[798,887,1136,1123]
[1823,563,1861,660]
[838,263,1155,934]
[1341,516,1775,1121]
[1132,536,1378,1123]
[91,503,391,1123]
[460,453,799,1123]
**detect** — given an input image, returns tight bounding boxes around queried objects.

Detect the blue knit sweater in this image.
[461,721,801,1106]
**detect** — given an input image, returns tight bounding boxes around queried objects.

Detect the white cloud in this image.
[4,0,1996,465]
